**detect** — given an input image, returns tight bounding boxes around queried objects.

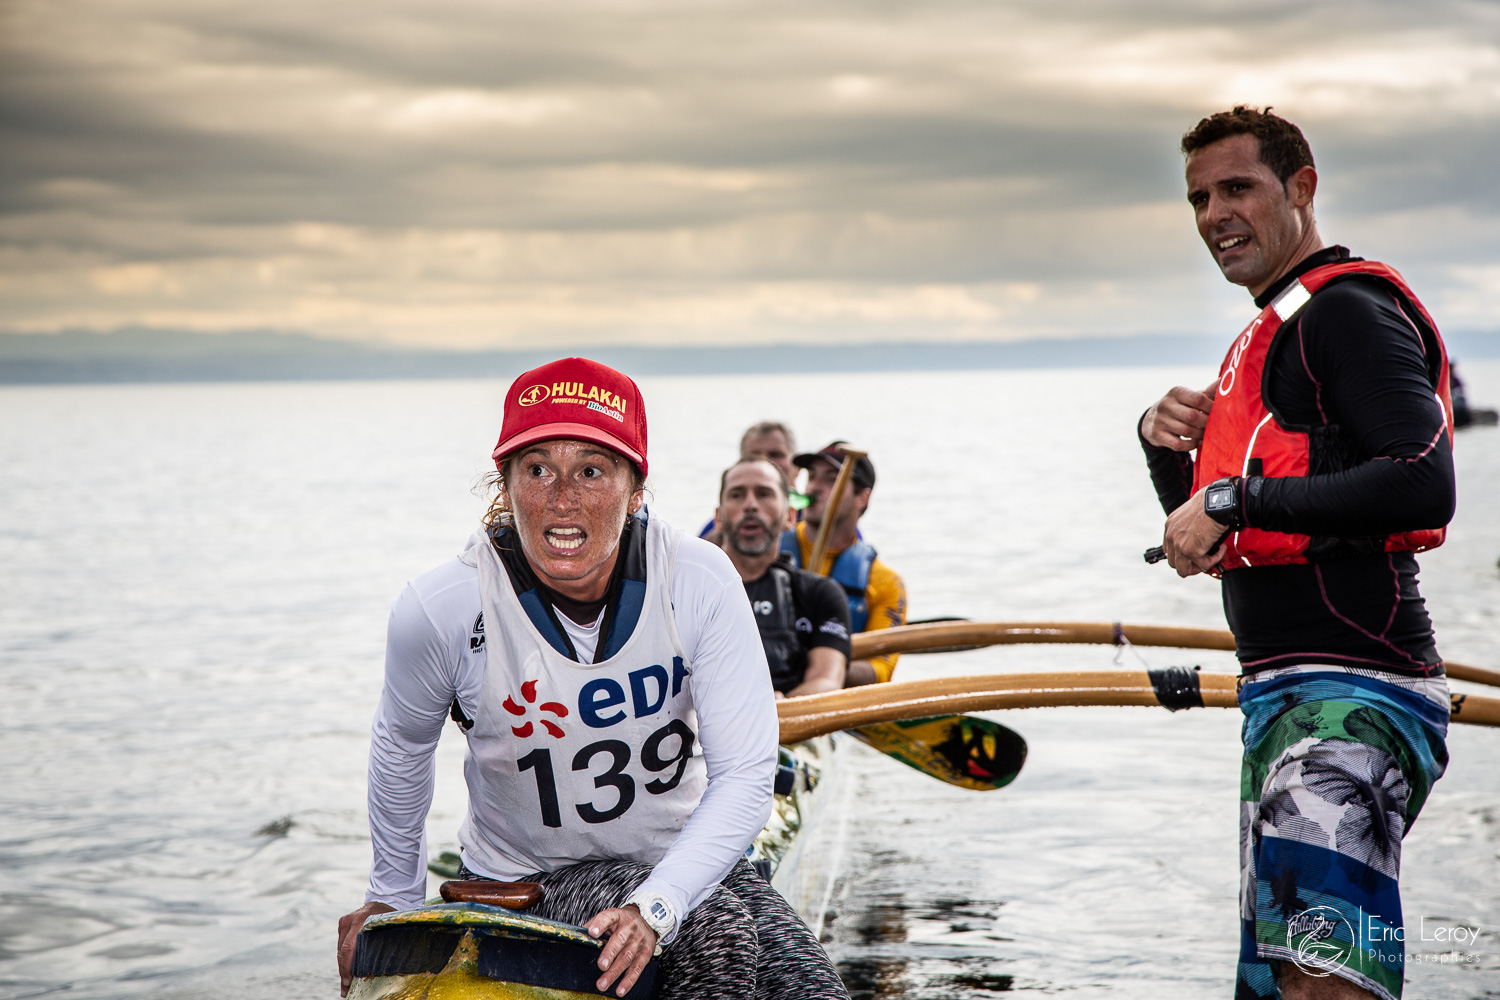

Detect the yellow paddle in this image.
[800,447,1027,791]
[806,445,865,575]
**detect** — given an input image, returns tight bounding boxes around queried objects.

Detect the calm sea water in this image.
[2,364,1497,999]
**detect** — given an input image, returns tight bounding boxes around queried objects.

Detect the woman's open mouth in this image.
[545,526,586,552]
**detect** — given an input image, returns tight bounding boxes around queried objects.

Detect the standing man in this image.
[717,457,851,697]
[1139,108,1455,1000]
[781,442,906,687]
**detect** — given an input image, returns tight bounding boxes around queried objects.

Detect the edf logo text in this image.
[578,657,690,728]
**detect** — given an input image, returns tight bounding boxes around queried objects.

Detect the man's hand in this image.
[1141,382,1217,451]
[337,901,396,996]
[586,904,659,997]
[1162,487,1230,578]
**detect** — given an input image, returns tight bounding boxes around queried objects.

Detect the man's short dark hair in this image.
[739,420,795,456]
[1180,106,1314,186]
[718,457,789,503]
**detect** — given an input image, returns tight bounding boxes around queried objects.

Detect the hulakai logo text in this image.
[518,381,629,416]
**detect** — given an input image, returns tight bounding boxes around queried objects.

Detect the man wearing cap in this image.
[717,457,851,697]
[779,442,906,687]
[337,358,849,1000]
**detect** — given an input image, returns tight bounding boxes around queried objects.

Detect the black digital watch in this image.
[1203,476,1244,530]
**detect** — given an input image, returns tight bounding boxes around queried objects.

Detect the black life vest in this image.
[750,560,805,693]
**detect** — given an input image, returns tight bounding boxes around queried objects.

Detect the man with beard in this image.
[782,442,906,687]
[1139,107,1454,1000]
[700,421,807,543]
[717,458,850,697]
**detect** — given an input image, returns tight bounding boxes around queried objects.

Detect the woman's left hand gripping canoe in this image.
[587,904,660,997]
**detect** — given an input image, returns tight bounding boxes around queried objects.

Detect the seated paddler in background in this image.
[781,442,906,687]
[715,457,852,698]
[336,357,850,1000]
[700,420,809,544]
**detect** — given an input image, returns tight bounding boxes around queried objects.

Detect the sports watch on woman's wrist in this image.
[1203,476,1244,530]
[625,892,675,953]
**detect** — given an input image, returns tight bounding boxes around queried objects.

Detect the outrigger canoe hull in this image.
[349,739,842,1000]
[349,903,657,1000]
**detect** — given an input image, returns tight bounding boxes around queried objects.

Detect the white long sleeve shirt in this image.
[364,523,778,933]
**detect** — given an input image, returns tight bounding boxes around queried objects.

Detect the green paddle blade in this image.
[851,714,1026,791]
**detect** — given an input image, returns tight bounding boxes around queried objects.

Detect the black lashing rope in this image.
[1146,666,1204,711]
[1112,621,1206,711]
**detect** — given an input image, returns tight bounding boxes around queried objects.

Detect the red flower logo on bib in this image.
[503,680,570,738]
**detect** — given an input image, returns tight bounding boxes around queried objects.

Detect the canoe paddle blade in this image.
[851,715,1026,791]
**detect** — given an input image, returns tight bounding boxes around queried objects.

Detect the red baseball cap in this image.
[492,357,649,477]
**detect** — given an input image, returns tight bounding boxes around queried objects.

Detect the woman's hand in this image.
[586,904,659,997]
[336,901,396,996]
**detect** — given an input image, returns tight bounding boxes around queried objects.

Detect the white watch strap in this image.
[626,891,676,947]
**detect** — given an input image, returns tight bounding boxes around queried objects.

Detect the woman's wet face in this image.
[505,439,642,601]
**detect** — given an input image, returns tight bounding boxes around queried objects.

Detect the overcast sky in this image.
[4,0,1500,349]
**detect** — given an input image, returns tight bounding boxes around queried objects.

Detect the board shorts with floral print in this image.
[1236,665,1449,1000]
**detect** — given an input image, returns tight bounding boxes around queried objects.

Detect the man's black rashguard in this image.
[743,554,852,693]
[1141,246,1455,676]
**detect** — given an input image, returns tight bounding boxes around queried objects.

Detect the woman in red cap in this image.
[336,358,849,999]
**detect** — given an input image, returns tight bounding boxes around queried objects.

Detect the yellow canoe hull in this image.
[350,738,845,1000]
[348,904,652,1000]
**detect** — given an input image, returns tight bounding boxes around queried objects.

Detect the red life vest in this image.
[1193,260,1453,572]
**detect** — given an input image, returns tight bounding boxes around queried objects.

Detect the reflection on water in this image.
[839,960,1017,1000]
[834,886,1016,998]
[842,890,909,946]
[2,367,1498,999]
[838,957,904,999]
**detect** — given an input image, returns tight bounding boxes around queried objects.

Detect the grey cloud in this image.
[2,0,1499,344]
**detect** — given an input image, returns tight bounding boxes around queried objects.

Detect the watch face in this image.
[1206,486,1234,510]
[649,901,669,922]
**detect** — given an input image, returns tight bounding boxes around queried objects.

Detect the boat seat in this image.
[438,880,544,909]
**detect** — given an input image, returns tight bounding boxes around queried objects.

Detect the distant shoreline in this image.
[3,328,1497,385]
